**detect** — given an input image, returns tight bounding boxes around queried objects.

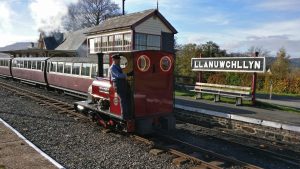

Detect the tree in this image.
[200,41,226,58]
[175,44,201,77]
[271,47,290,80]
[247,46,270,57]
[63,0,121,31]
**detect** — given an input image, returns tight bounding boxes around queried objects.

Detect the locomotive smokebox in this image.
[97,53,104,77]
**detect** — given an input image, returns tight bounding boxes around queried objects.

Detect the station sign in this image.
[191,57,266,73]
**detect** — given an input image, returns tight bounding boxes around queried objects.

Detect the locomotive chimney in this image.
[122,0,125,15]
[97,53,104,77]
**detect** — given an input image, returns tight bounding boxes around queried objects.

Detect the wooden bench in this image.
[192,83,252,106]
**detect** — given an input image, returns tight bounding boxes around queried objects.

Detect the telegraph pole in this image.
[122,0,125,15]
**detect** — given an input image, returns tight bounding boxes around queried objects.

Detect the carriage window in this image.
[37,61,41,70]
[91,64,98,78]
[50,62,57,72]
[0,60,3,66]
[64,63,72,74]
[57,62,64,73]
[137,55,150,72]
[24,61,28,69]
[19,60,24,68]
[41,62,45,71]
[12,60,16,67]
[81,63,91,76]
[160,56,172,72]
[27,61,31,69]
[72,63,81,75]
[32,61,37,69]
[47,62,50,72]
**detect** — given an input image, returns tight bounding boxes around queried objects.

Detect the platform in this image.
[0,118,64,169]
[175,96,300,133]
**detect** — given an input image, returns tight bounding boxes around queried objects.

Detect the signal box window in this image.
[72,63,81,75]
[123,33,131,51]
[101,36,108,52]
[81,63,91,76]
[135,33,161,50]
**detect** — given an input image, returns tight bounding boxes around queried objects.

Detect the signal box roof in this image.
[86,9,177,35]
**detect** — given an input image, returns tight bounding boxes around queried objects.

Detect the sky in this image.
[0,0,300,57]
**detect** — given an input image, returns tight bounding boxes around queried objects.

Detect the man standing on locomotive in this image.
[109,54,128,119]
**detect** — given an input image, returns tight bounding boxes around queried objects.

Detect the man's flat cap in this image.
[111,54,121,59]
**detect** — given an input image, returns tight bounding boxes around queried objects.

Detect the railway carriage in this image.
[11,57,48,85]
[46,56,100,96]
[0,58,12,78]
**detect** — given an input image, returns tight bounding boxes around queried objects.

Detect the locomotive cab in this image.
[75,50,175,134]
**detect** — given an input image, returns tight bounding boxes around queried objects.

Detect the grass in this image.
[257,91,300,97]
[175,89,300,113]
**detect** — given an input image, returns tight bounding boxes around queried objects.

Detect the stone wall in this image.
[175,109,300,144]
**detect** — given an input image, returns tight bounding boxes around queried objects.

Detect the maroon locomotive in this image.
[75,50,175,134]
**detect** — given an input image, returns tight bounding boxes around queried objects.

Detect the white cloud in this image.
[0,1,37,47]
[0,1,13,31]
[256,0,300,11]
[179,18,300,57]
[29,0,78,33]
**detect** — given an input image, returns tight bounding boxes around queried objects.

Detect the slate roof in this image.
[0,42,38,51]
[56,27,92,51]
[86,9,177,34]
[44,37,60,50]
[0,53,10,58]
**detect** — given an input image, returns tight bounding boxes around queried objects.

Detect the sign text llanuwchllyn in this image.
[191,57,266,73]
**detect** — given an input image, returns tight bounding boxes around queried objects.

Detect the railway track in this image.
[0,81,89,122]
[0,80,263,169]
[134,133,262,169]
[175,112,300,168]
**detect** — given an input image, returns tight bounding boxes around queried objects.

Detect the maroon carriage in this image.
[0,58,12,78]
[46,56,100,96]
[75,50,175,134]
[11,57,48,85]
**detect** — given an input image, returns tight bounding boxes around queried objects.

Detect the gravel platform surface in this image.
[0,81,180,169]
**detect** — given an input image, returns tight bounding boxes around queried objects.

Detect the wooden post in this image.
[251,52,259,105]
[196,53,202,99]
